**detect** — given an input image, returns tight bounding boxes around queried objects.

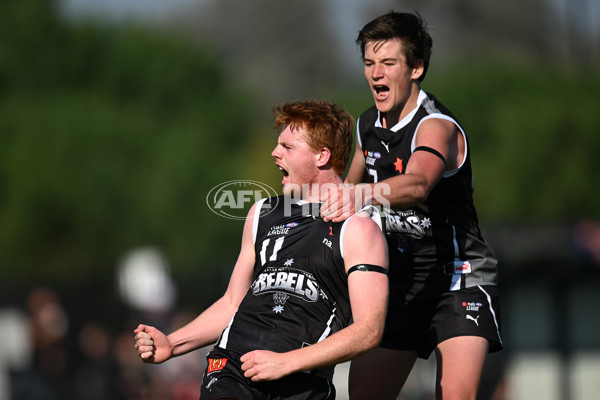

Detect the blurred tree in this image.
[171,0,346,114]
[0,0,258,287]
[0,0,599,290]
[361,0,599,67]
[425,64,600,223]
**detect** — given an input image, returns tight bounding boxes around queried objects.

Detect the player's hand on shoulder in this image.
[320,184,355,222]
[321,184,377,223]
[133,324,173,364]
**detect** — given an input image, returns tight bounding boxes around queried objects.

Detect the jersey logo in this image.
[364,150,381,166]
[207,358,228,373]
[394,157,403,173]
[328,226,333,236]
[380,141,390,152]
[466,315,480,326]
[272,292,289,313]
[462,301,482,311]
[384,210,427,238]
[252,266,321,303]
[267,223,297,236]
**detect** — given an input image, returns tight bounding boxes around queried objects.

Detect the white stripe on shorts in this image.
[478,285,503,346]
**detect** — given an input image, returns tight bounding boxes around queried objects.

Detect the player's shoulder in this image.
[340,207,387,263]
[343,206,383,238]
[260,195,285,206]
[252,195,285,214]
[246,196,280,222]
[418,116,456,131]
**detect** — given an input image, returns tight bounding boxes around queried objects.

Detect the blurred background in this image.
[0,0,599,399]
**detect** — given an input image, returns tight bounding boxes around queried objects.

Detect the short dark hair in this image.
[273,100,355,175]
[356,11,433,82]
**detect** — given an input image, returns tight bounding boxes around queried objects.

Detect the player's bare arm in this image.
[383,117,461,206]
[134,203,258,363]
[321,118,461,222]
[240,211,388,381]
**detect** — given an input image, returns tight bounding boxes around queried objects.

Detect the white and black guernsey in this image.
[216,196,378,380]
[358,90,498,291]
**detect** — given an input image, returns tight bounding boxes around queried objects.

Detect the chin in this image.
[375,101,392,113]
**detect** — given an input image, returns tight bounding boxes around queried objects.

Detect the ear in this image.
[411,61,424,81]
[315,147,331,168]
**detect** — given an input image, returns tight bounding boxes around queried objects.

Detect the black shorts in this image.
[199,347,336,400]
[380,282,503,359]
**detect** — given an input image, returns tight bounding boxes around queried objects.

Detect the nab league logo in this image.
[364,150,381,166]
[267,222,299,236]
[462,301,483,312]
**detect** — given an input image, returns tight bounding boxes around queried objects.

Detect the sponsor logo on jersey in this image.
[384,210,427,238]
[252,266,320,302]
[267,223,297,236]
[365,150,381,166]
[207,358,228,374]
[455,261,472,274]
[462,301,483,312]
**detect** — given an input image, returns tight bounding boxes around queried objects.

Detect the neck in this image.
[382,82,421,129]
[299,173,343,203]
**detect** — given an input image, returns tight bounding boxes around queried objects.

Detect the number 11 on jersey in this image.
[259,237,285,265]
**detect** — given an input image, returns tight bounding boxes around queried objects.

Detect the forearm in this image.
[283,318,384,374]
[361,173,430,209]
[168,297,237,357]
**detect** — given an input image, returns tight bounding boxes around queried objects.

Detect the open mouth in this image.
[278,165,289,178]
[374,85,389,97]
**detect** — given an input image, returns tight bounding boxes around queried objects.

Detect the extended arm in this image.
[134,203,258,363]
[321,118,463,222]
[240,210,388,381]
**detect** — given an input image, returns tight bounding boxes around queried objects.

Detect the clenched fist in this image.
[133,324,173,364]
